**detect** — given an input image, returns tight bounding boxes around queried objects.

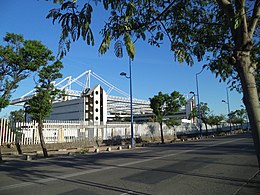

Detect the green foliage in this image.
[150,90,186,143]
[0,98,9,110]
[27,61,63,122]
[8,109,25,145]
[45,0,260,169]
[48,0,259,90]
[0,33,54,110]
[14,127,23,139]
[47,1,94,59]
[98,31,111,55]
[190,102,212,125]
[123,33,135,61]
[165,118,181,128]
[53,0,65,3]
[207,114,225,127]
[229,108,247,125]
[149,91,186,123]
[26,60,63,158]
[9,109,25,123]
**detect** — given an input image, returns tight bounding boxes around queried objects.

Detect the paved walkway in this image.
[236,170,260,195]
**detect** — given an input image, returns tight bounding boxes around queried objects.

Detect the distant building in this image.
[48,85,196,124]
[48,84,107,125]
[107,96,196,123]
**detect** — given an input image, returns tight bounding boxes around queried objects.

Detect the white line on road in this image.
[0,137,246,191]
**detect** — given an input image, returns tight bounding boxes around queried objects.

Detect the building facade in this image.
[48,84,107,125]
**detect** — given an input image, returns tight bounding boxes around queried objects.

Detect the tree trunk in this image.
[0,146,2,162]
[204,122,208,136]
[160,122,164,144]
[15,128,22,155]
[15,143,22,155]
[38,121,48,158]
[236,51,260,169]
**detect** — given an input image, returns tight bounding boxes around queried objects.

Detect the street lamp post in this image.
[194,67,206,137]
[222,87,232,131]
[120,58,134,148]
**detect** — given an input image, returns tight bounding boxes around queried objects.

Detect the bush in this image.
[180,136,188,141]
[135,137,143,143]
[216,132,226,136]
[233,129,244,134]
[80,148,89,154]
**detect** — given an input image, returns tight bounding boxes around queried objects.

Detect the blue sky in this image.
[0,0,244,118]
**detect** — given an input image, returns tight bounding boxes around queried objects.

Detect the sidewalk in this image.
[1,143,134,161]
[235,171,260,195]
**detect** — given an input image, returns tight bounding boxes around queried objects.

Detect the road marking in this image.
[120,191,135,195]
[232,170,260,195]
[0,137,246,191]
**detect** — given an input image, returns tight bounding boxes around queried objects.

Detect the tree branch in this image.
[148,1,177,26]
[216,0,236,40]
[248,0,260,38]
[130,0,177,31]
[235,0,249,47]
[159,21,173,43]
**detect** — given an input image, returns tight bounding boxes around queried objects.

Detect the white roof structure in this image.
[10,70,152,115]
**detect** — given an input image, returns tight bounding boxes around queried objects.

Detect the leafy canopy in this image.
[47,1,94,59]
[27,61,63,122]
[207,114,225,127]
[228,108,247,125]
[149,91,186,123]
[0,33,54,109]
[9,109,25,123]
[47,0,259,91]
[190,102,211,123]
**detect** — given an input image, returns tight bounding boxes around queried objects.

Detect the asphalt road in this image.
[0,133,259,195]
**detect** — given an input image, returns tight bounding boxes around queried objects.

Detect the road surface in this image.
[0,133,259,195]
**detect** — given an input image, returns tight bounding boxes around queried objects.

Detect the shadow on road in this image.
[0,133,259,194]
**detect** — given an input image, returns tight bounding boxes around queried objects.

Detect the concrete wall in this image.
[48,98,85,121]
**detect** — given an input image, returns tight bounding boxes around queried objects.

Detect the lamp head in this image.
[189,91,195,95]
[120,72,127,76]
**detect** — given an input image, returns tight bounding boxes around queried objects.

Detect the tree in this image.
[48,1,260,168]
[8,109,25,155]
[0,33,55,161]
[207,115,215,129]
[0,33,55,110]
[229,108,247,129]
[9,109,25,123]
[190,102,211,135]
[150,91,186,144]
[207,114,225,132]
[27,60,63,158]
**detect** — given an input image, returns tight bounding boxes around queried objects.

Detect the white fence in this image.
[0,118,233,145]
